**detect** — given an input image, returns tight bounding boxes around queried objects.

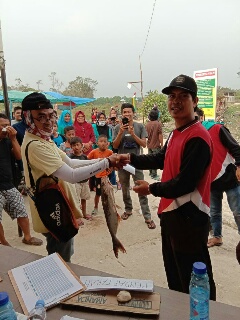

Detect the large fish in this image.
[101,176,126,258]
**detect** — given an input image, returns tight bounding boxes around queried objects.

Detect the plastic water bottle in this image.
[0,292,17,320]
[27,300,46,320]
[189,262,210,320]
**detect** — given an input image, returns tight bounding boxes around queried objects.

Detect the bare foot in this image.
[0,240,12,247]
[83,214,93,221]
[76,218,84,226]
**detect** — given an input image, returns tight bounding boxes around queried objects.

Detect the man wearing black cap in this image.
[21,92,128,262]
[122,75,216,299]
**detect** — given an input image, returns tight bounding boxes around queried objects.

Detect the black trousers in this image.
[160,205,216,301]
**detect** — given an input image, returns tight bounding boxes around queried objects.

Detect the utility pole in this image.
[0,21,10,120]
[139,55,144,122]
[127,56,144,121]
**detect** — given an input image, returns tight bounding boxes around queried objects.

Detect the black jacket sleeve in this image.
[219,126,240,166]
[130,138,168,170]
[149,137,211,198]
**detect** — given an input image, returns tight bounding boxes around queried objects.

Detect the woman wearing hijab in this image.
[74,110,95,155]
[92,112,112,149]
[58,110,73,135]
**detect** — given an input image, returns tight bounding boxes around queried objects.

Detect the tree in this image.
[48,72,64,92]
[15,78,22,88]
[36,80,43,91]
[20,84,36,92]
[93,96,123,105]
[142,90,171,124]
[11,78,35,91]
[63,76,98,98]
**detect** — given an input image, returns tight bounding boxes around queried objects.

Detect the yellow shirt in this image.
[21,132,82,233]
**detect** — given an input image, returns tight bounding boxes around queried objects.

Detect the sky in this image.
[0,0,240,98]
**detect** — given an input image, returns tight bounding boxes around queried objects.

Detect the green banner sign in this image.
[196,79,215,87]
[198,89,213,96]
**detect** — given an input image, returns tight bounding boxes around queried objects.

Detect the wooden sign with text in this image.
[62,290,160,316]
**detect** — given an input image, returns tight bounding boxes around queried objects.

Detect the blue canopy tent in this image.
[0,90,64,103]
[0,90,67,118]
[43,91,95,110]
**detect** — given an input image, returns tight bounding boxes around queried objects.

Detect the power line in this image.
[140,0,157,57]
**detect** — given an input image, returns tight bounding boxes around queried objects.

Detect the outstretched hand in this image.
[108,154,130,169]
[133,180,151,196]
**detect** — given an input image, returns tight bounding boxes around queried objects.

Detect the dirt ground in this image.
[2,170,240,309]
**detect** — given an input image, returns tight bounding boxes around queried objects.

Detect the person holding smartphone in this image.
[112,103,156,229]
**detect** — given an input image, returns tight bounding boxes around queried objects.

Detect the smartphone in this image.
[122,117,129,125]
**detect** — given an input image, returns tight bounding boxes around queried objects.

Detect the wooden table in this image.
[0,246,239,319]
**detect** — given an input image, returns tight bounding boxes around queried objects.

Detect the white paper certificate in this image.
[123,164,135,175]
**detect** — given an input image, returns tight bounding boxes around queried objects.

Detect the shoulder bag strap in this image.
[25,140,59,190]
[25,140,39,188]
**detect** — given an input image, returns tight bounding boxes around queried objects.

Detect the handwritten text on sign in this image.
[80,276,153,292]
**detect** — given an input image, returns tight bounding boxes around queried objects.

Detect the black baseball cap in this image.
[162,74,197,95]
[22,92,53,111]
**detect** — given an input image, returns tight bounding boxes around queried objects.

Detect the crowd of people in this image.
[0,74,239,298]
[0,99,161,251]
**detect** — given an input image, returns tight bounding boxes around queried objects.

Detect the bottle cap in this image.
[35,299,45,307]
[193,262,207,274]
[0,292,9,306]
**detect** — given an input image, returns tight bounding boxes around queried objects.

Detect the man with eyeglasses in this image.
[121,75,216,299]
[21,92,129,262]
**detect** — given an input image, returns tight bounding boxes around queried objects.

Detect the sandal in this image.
[145,220,156,229]
[22,237,43,246]
[121,212,132,220]
[207,237,223,248]
[92,208,98,215]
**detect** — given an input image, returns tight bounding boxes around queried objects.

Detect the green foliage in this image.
[235,90,240,100]
[19,86,36,92]
[63,76,98,98]
[142,90,171,124]
[93,96,121,106]
[7,78,37,92]
[93,96,134,106]
[221,103,240,143]
[217,86,235,99]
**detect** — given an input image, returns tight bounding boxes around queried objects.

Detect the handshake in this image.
[107,153,152,196]
[107,153,130,169]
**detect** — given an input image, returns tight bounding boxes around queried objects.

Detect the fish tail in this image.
[113,239,126,258]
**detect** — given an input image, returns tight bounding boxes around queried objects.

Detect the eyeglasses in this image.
[33,114,57,124]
